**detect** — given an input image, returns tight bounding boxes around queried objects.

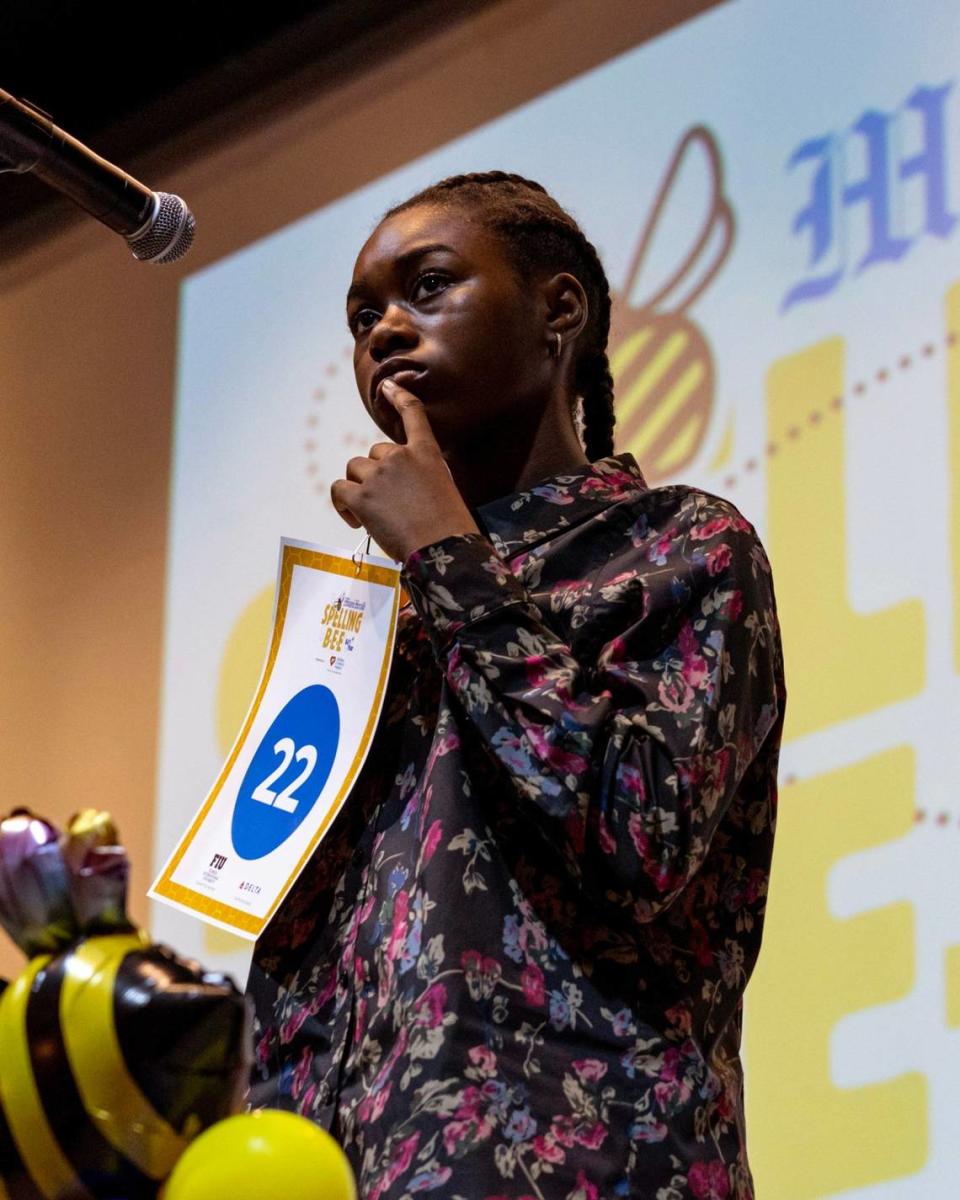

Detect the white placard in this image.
[150,539,400,939]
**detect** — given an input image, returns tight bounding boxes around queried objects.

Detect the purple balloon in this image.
[0,808,76,954]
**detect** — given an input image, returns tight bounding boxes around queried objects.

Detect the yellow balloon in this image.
[162,1110,357,1200]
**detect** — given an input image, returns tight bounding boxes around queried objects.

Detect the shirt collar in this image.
[474,452,649,559]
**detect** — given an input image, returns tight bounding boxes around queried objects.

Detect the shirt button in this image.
[351,847,364,868]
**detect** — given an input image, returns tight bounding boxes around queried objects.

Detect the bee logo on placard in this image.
[609,126,734,482]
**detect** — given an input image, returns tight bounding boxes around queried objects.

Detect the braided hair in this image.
[382,171,616,461]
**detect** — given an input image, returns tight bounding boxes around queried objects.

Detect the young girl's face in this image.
[346,203,550,451]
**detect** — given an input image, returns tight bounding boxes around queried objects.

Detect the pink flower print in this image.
[442,1112,494,1156]
[422,819,443,865]
[394,1132,421,1174]
[596,813,617,855]
[688,1159,731,1199]
[679,622,709,689]
[658,674,694,713]
[548,579,592,616]
[573,1122,608,1150]
[279,1002,311,1046]
[521,721,589,775]
[352,996,367,1046]
[690,513,749,541]
[520,963,545,1007]
[647,532,674,565]
[567,1169,601,1200]
[462,950,502,999]
[705,543,732,577]
[532,1133,566,1164]
[627,813,650,860]
[358,1080,393,1124]
[524,654,551,688]
[415,981,448,1029]
[645,858,683,896]
[550,1116,576,1148]
[600,635,627,665]
[481,956,502,992]
[467,1044,498,1077]
[454,1085,483,1120]
[617,763,647,800]
[462,949,481,973]
[370,1025,409,1094]
[665,1003,694,1037]
[255,1028,272,1069]
[572,1058,607,1084]
[368,1132,421,1200]
[581,469,637,496]
[379,888,410,1006]
[721,589,744,621]
[660,1046,681,1083]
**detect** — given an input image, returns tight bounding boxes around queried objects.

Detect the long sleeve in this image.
[401,490,784,921]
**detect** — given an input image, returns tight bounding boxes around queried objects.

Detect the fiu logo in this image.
[609,126,734,483]
[784,82,956,310]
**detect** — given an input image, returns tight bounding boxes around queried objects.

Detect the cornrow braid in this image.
[382,171,616,461]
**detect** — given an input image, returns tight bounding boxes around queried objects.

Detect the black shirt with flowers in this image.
[247,453,785,1200]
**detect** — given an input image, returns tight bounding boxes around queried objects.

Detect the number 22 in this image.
[251,737,318,813]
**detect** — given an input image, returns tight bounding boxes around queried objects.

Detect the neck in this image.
[443,400,590,510]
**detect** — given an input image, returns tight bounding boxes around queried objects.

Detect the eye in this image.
[411,270,449,301]
[349,307,379,336]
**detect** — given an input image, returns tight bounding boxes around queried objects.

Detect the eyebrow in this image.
[346,242,460,309]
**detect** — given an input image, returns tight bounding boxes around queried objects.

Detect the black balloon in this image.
[0,808,252,1199]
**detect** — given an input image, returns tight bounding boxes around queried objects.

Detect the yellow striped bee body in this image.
[0,810,252,1200]
[609,126,734,483]
[610,309,715,479]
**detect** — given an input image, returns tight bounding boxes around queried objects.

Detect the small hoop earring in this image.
[553,331,563,359]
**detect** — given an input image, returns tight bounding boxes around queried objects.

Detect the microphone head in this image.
[126,191,196,264]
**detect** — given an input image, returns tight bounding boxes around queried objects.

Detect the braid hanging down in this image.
[382,172,617,462]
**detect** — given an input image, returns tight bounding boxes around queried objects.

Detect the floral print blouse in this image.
[247,453,786,1200]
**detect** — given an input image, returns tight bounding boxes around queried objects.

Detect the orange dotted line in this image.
[913,809,960,827]
[720,331,956,490]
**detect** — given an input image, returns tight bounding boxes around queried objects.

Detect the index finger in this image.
[382,378,436,446]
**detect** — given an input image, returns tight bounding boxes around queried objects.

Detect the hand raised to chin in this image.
[330,378,481,563]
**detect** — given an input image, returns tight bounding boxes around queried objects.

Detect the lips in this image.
[370,359,426,404]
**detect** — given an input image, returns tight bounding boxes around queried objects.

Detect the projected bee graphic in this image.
[608,125,734,482]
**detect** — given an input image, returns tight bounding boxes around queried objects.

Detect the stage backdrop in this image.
[154,2,960,1194]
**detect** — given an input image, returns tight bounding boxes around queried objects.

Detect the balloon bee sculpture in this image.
[0,807,252,1200]
[609,125,735,483]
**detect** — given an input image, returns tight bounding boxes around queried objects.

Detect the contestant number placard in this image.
[150,540,400,938]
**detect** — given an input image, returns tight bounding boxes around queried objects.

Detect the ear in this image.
[541,272,589,346]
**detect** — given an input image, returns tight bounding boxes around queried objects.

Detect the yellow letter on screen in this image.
[745,747,926,1197]
[766,339,925,740]
[205,582,276,957]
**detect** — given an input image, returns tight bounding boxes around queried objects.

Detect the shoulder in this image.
[612,482,768,556]
[603,483,777,616]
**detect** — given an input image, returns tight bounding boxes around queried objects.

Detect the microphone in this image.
[0,87,195,264]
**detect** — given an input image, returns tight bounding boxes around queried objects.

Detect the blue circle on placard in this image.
[232,685,341,861]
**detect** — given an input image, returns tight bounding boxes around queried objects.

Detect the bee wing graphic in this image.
[621,125,735,316]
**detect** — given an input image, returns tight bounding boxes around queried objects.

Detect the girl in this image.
[247,172,785,1200]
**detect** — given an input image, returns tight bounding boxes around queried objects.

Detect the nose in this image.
[367,301,418,362]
